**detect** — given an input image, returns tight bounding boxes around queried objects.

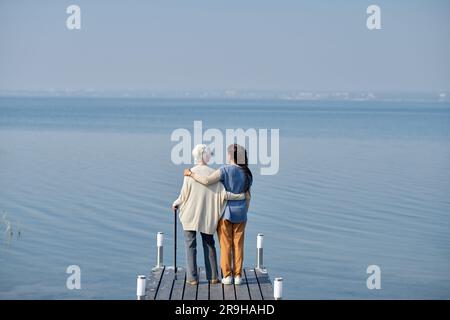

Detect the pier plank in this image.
[209,281,223,300]
[197,267,209,300]
[244,268,262,300]
[155,267,175,300]
[255,268,274,300]
[170,267,186,300]
[234,274,251,300]
[145,266,165,300]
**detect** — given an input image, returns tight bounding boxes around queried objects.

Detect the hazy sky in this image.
[0,0,449,92]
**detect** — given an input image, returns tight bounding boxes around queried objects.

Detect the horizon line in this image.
[0,89,448,103]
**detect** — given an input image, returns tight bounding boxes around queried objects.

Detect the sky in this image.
[0,0,449,93]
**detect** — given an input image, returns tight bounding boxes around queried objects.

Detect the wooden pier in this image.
[136,233,282,300]
[145,266,274,300]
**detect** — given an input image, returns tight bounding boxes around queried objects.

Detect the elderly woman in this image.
[172,144,245,285]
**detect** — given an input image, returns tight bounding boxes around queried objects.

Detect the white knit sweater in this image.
[172,164,244,235]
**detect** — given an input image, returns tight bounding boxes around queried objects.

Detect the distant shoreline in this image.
[0,90,449,103]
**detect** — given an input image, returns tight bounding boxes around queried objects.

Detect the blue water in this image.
[0,97,449,299]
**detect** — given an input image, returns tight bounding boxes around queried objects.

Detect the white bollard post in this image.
[136,275,146,300]
[256,233,264,269]
[157,232,164,268]
[274,277,283,300]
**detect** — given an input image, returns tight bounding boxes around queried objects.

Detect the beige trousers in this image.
[217,218,246,278]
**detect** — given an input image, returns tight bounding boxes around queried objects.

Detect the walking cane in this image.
[174,207,178,280]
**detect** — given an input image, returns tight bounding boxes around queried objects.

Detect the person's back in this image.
[177,164,225,235]
[220,164,252,223]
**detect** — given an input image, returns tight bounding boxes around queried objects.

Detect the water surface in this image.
[0,97,449,299]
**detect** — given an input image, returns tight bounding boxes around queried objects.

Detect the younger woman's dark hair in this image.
[227,144,253,192]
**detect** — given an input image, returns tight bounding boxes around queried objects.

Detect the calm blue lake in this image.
[0,97,449,299]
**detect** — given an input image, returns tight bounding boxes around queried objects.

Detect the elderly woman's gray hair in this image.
[192,144,212,163]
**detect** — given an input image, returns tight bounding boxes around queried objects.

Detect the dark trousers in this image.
[184,230,219,281]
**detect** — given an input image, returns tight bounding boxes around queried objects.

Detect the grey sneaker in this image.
[186,279,198,285]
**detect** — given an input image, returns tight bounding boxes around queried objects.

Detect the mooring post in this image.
[157,232,164,268]
[256,233,264,269]
[274,277,283,300]
[136,275,146,300]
